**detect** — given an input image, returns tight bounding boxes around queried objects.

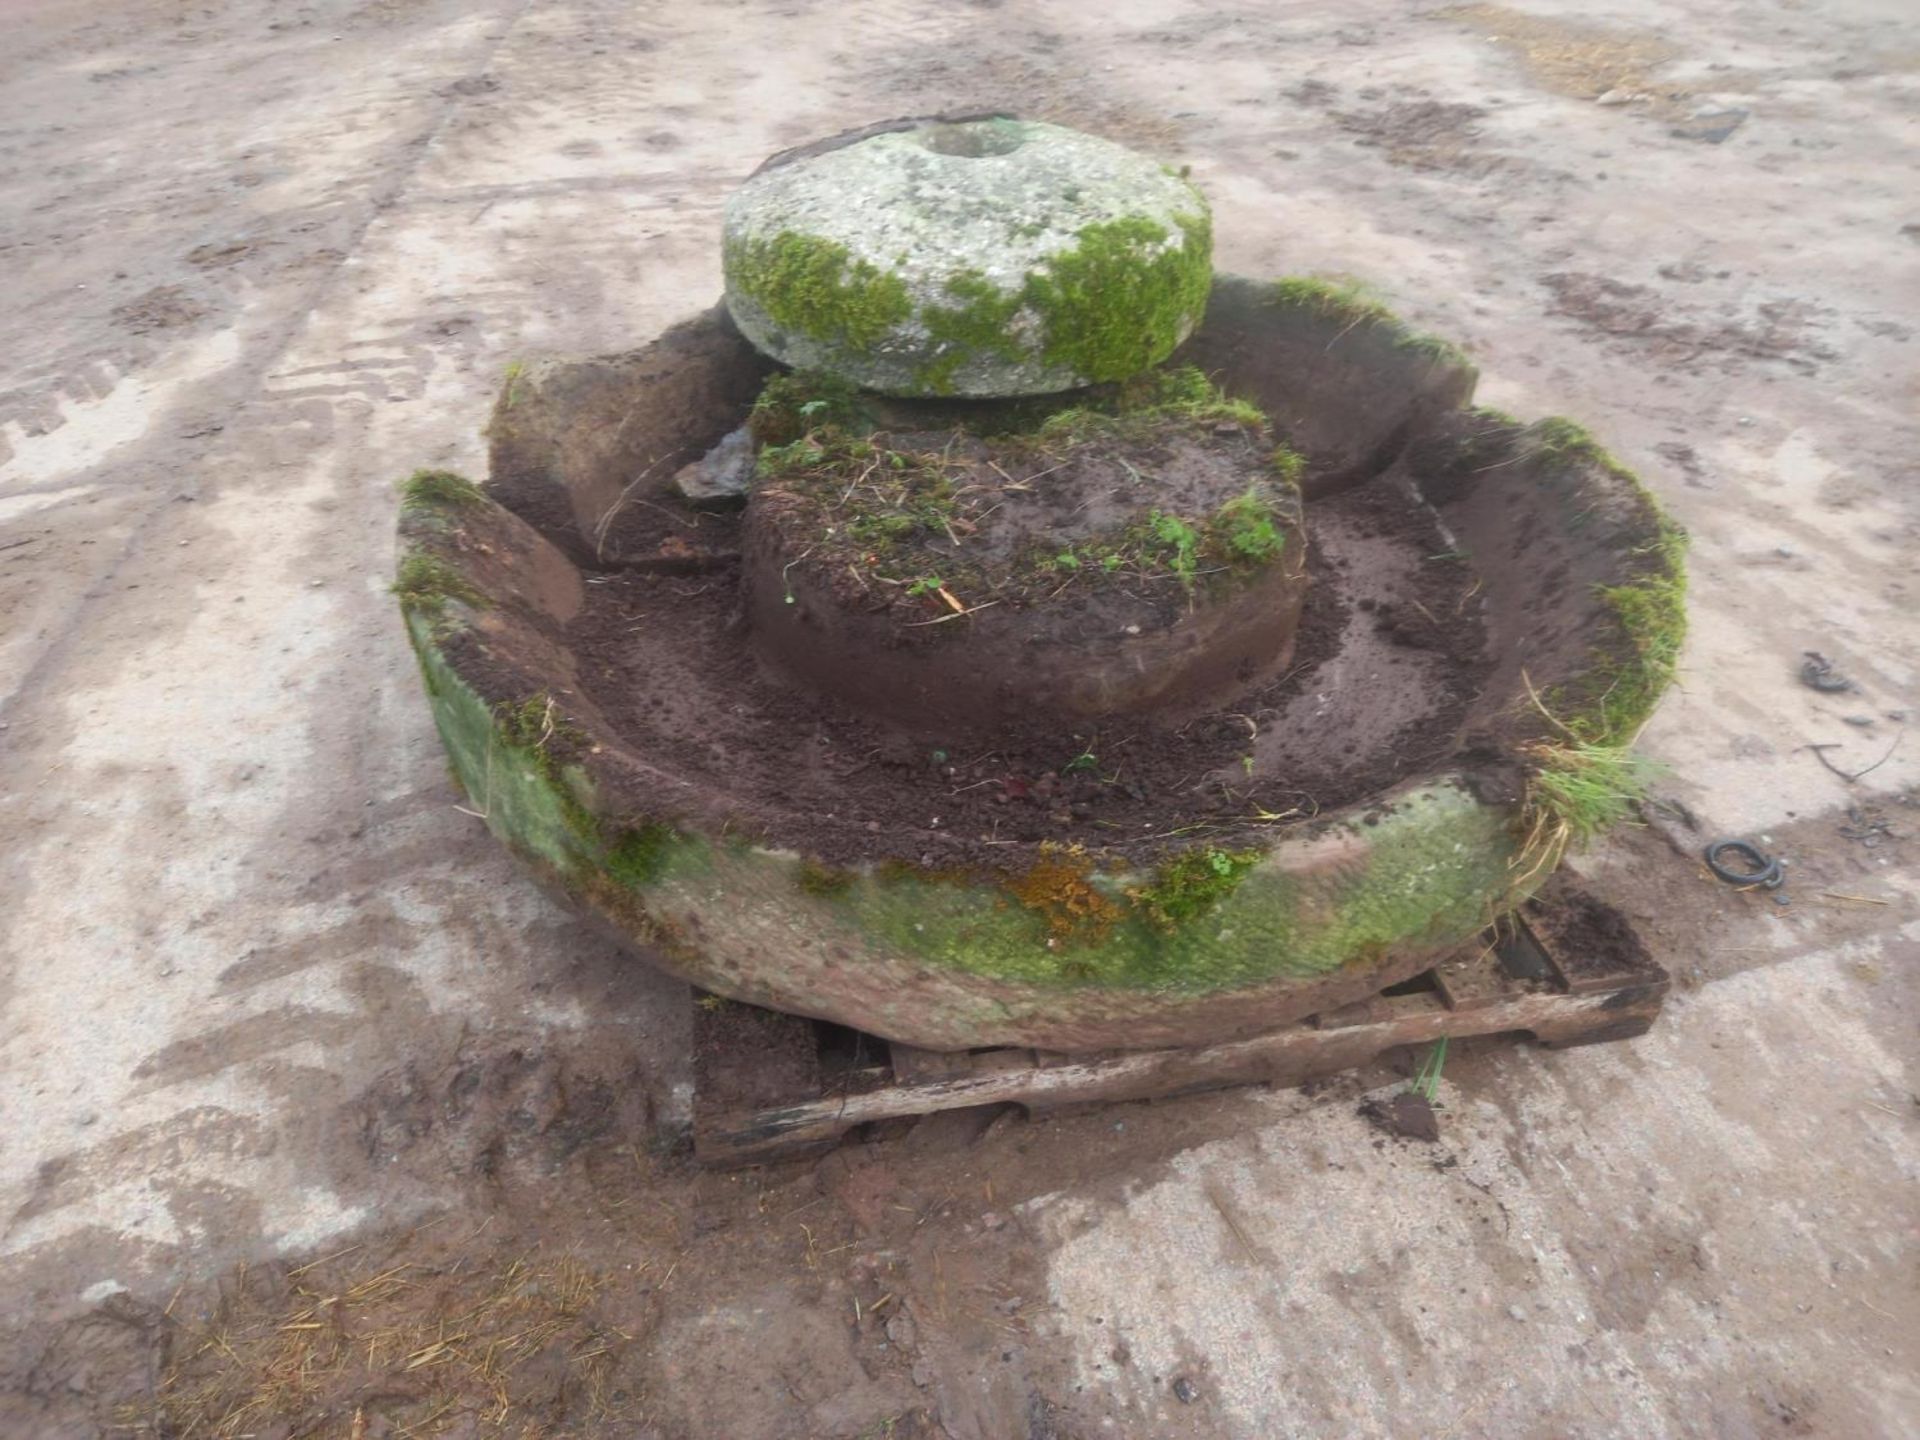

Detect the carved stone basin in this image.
[395,275,1683,1052]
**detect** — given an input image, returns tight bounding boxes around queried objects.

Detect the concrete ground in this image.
[2,0,1917,1435]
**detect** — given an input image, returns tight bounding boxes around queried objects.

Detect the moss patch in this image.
[1526,418,1689,743]
[393,552,486,619]
[399,469,486,513]
[828,784,1520,991]
[1129,846,1263,930]
[726,231,912,352]
[918,269,1028,394]
[1026,212,1213,382]
[403,615,702,912]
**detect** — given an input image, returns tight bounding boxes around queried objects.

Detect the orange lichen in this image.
[1007,844,1121,943]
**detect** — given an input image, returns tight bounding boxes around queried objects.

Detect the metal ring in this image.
[1703,838,1784,890]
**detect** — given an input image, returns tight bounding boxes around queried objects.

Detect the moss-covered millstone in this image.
[722,117,1212,397]
[742,366,1309,730]
[398,275,1687,1054]
[395,520,1518,1050]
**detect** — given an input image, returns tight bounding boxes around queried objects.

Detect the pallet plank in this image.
[696,980,1655,1169]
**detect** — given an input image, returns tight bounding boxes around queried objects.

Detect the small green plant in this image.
[1146,511,1202,589]
[748,369,863,446]
[1053,549,1082,571]
[1063,750,1099,774]
[1214,485,1288,563]
[754,434,829,481]
[1409,1036,1449,1101]
[905,574,945,599]
[1269,444,1305,486]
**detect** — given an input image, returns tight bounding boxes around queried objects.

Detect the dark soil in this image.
[562,469,1492,868]
[1360,1091,1441,1142]
[743,415,1310,732]
[692,997,821,1114]
[1525,880,1658,979]
[750,418,1289,620]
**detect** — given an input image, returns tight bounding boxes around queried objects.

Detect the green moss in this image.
[748,369,865,447]
[393,552,486,618]
[1269,444,1306,486]
[794,857,856,897]
[1129,847,1263,930]
[1523,418,1690,743]
[831,784,1520,991]
[405,631,702,906]
[1587,552,1686,741]
[399,469,486,513]
[726,231,912,353]
[1026,212,1213,382]
[1030,365,1263,447]
[605,824,675,889]
[919,269,1027,394]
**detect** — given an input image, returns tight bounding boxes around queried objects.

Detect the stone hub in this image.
[742,392,1309,731]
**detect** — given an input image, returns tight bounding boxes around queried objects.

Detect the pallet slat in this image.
[693,906,1668,1168]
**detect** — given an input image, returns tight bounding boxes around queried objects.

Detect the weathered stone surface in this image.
[671,424,754,508]
[722,117,1212,397]
[431,283,1684,1052]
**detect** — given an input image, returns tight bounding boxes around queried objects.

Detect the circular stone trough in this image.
[398,275,1685,1053]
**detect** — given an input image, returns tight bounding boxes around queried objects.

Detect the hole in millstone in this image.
[916,119,1027,158]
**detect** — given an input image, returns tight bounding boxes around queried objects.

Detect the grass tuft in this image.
[1522,418,1689,743]
[1268,275,1471,366]
[399,469,485,512]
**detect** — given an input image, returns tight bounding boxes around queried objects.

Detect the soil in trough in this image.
[562,469,1492,869]
[743,410,1309,731]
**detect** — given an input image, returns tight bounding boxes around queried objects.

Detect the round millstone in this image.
[722,117,1213,398]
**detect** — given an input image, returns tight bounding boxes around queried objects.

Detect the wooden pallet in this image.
[692,897,1668,1169]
